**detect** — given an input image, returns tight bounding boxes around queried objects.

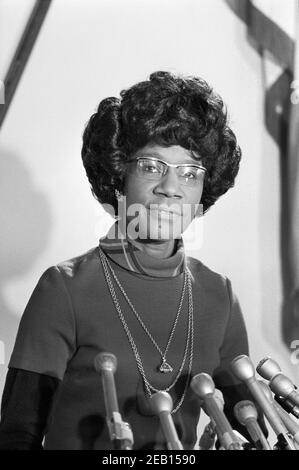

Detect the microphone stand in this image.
[94,352,134,450]
[108,414,134,450]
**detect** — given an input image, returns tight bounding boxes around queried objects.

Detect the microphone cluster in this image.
[94,351,299,450]
[231,355,298,450]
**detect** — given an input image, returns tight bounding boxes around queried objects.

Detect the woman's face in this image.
[122,144,204,241]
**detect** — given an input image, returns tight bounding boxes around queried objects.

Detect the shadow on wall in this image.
[0,148,52,387]
[226,12,294,365]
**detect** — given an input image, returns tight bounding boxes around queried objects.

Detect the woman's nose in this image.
[153,168,183,198]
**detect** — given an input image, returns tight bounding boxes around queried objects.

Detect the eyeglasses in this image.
[129,156,206,187]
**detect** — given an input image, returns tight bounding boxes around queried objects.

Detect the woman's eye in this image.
[144,164,159,173]
[182,171,196,179]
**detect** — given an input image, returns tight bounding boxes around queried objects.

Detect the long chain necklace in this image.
[98,246,194,413]
[106,246,187,373]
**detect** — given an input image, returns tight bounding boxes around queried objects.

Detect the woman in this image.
[0,71,249,450]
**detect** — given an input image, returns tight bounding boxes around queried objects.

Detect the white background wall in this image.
[0,0,298,445]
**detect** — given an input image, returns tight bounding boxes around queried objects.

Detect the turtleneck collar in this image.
[99,222,186,278]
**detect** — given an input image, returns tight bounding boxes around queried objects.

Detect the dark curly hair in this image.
[81,71,241,214]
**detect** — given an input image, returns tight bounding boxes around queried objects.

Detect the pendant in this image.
[159,359,173,373]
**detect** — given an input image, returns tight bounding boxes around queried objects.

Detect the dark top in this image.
[0,235,250,450]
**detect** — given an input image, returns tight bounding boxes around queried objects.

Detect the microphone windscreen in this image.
[94,352,117,374]
[234,400,258,425]
[191,373,215,398]
[256,357,281,380]
[150,391,173,415]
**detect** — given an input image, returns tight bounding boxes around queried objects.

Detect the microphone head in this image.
[256,357,281,380]
[269,373,295,397]
[94,352,117,374]
[231,355,255,382]
[149,391,173,415]
[258,380,273,402]
[191,373,215,399]
[234,400,258,425]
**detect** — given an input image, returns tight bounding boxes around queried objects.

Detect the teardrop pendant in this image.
[159,359,173,373]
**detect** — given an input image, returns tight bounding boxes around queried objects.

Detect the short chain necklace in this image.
[98,246,194,413]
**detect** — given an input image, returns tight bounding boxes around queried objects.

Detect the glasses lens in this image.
[132,157,206,186]
[136,158,165,179]
[176,166,205,186]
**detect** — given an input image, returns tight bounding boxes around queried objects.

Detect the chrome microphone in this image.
[149,391,183,450]
[256,357,298,389]
[256,357,299,418]
[191,373,242,450]
[94,352,134,450]
[258,380,299,447]
[269,373,299,407]
[256,357,281,380]
[231,355,296,450]
[234,400,271,450]
[197,389,225,450]
[275,395,299,419]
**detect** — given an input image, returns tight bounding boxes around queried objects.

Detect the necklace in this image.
[107,244,187,373]
[98,246,194,413]
[118,235,186,373]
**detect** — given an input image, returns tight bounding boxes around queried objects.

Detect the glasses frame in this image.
[130,156,206,184]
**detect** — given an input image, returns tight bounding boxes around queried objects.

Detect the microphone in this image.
[258,381,299,447]
[191,373,243,450]
[256,357,281,380]
[275,395,299,419]
[234,400,271,449]
[256,357,299,418]
[257,357,298,389]
[198,389,251,450]
[94,352,134,450]
[270,373,299,407]
[149,391,183,450]
[231,355,296,450]
[197,389,224,450]
[213,389,254,449]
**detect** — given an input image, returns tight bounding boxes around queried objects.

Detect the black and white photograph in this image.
[0,0,299,454]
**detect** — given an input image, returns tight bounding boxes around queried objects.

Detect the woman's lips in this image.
[146,204,182,216]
